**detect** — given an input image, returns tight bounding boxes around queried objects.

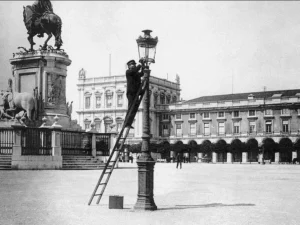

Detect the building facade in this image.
[160,89,300,163]
[76,68,180,144]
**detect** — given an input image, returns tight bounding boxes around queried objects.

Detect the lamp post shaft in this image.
[134,68,157,210]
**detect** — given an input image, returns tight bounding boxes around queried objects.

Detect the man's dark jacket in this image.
[126,65,143,95]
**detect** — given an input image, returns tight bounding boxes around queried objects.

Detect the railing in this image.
[0,128,14,155]
[61,130,92,155]
[95,133,111,156]
[21,128,52,155]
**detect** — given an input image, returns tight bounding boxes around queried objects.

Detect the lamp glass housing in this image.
[136,30,158,65]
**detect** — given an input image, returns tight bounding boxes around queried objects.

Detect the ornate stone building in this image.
[161,89,300,163]
[76,68,180,144]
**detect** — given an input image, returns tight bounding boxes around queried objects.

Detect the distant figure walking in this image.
[176,152,183,169]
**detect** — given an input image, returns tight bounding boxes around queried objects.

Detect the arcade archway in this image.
[262,138,276,162]
[279,138,293,163]
[246,138,259,162]
[230,139,243,163]
[215,139,227,163]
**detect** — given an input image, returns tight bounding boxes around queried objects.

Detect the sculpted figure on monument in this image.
[0,92,13,120]
[1,80,36,121]
[23,0,63,51]
[66,101,73,117]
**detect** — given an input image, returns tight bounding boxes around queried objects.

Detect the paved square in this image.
[0,163,299,225]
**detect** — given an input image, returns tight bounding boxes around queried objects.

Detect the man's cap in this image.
[127,60,136,66]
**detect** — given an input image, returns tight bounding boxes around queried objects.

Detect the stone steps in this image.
[0,155,12,170]
[62,155,107,170]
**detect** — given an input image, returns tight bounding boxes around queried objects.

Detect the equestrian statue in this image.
[23,0,63,51]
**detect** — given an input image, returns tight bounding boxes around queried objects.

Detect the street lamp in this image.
[134,30,158,211]
[136,30,158,67]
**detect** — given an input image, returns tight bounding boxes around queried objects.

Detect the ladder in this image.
[88,77,148,205]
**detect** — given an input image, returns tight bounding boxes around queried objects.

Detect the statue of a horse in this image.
[1,91,36,121]
[23,5,63,51]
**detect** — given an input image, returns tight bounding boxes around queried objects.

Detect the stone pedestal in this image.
[242,152,248,163]
[292,151,297,160]
[170,150,176,158]
[258,154,263,164]
[197,152,203,163]
[10,50,72,127]
[227,152,233,163]
[275,152,280,164]
[212,152,217,163]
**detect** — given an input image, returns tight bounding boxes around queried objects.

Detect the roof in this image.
[183,89,300,104]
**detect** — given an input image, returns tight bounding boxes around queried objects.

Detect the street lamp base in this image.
[133,160,157,211]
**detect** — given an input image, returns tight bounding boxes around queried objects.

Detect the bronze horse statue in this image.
[23,5,63,51]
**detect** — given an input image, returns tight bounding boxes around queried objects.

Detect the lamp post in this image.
[134,30,158,211]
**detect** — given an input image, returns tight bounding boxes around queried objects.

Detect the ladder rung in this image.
[94,194,102,196]
[99,183,107,185]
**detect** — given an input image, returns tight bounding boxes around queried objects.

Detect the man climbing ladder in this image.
[125,59,145,128]
[88,60,147,205]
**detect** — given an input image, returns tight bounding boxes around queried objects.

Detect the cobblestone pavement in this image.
[0,163,299,225]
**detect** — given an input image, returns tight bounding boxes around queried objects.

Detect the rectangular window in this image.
[203,112,210,119]
[218,112,224,118]
[249,121,256,133]
[190,123,196,135]
[96,96,101,108]
[233,111,239,117]
[233,121,240,134]
[281,109,290,115]
[163,114,169,120]
[95,122,101,131]
[176,124,182,136]
[85,97,90,109]
[218,122,225,135]
[104,123,110,133]
[282,120,289,133]
[249,110,256,116]
[162,124,169,136]
[85,123,90,130]
[117,122,123,132]
[265,109,272,115]
[166,97,170,104]
[176,114,181,120]
[204,123,210,135]
[106,95,112,108]
[190,113,196,119]
[160,96,165,104]
[117,95,123,107]
[265,120,272,133]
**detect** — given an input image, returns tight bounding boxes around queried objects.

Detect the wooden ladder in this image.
[88,78,147,205]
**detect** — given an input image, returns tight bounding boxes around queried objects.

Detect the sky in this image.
[1,1,300,118]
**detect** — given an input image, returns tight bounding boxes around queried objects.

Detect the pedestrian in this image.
[125,59,145,128]
[176,152,182,169]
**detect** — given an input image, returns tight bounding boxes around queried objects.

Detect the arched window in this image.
[160,92,165,104]
[105,90,113,108]
[172,96,177,103]
[95,92,102,108]
[104,116,113,133]
[84,92,92,109]
[94,118,101,132]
